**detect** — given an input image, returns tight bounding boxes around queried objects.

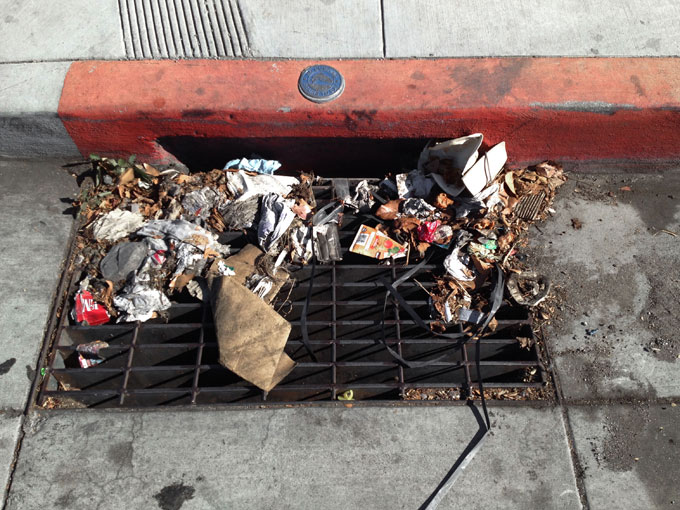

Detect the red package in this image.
[74,290,110,326]
[152,250,166,265]
[417,220,441,243]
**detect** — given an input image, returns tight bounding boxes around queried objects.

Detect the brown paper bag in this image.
[211,276,295,391]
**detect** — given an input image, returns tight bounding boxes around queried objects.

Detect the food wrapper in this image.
[76,340,110,368]
[349,225,406,260]
[433,224,454,248]
[417,220,441,243]
[74,290,110,326]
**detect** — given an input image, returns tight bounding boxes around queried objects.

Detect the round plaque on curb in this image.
[298,65,345,103]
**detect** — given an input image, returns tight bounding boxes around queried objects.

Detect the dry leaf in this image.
[376,199,403,220]
[473,218,494,230]
[434,193,454,209]
[393,216,421,233]
[292,199,312,220]
[118,167,135,185]
[142,163,160,176]
[416,242,430,257]
[497,232,515,252]
[203,247,220,259]
[170,272,195,291]
[505,172,517,195]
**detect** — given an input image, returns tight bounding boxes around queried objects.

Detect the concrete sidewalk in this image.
[2,0,680,61]
[0,159,678,509]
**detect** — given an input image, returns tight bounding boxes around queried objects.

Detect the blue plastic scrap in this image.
[224,158,282,175]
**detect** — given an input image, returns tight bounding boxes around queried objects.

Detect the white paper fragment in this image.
[443,232,476,282]
[114,284,171,322]
[225,170,299,202]
[443,247,476,282]
[186,279,207,301]
[91,209,146,242]
[461,142,507,196]
[418,133,483,175]
[290,225,313,264]
[459,308,485,324]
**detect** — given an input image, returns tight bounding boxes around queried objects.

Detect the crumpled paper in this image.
[113,270,171,322]
[226,170,299,202]
[258,193,296,253]
[136,219,229,256]
[91,209,146,242]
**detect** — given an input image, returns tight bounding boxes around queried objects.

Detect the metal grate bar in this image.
[118,324,140,405]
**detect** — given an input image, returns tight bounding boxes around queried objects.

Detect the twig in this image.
[275,281,295,316]
[654,228,678,237]
[502,241,519,267]
[413,279,435,298]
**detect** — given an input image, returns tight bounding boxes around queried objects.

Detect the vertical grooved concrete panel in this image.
[119,0,252,58]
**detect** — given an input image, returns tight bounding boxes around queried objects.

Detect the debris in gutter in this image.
[68,135,565,394]
[507,271,551,307]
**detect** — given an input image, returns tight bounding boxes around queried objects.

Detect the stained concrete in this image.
[5,406,580,510]
[0,159,78,410]
[238,0,383,58]
[0,63,80,159]
[0,413,22,508]
[529,169,680,401]
[567,403,680,509]
[0,0,125,62]
[383,0,680,57]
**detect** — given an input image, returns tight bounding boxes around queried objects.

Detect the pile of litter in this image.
[69,134,565,391]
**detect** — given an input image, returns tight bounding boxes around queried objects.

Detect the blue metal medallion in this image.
[298,65,345,103]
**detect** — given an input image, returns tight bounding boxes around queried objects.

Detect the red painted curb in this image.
[58,58,680,164]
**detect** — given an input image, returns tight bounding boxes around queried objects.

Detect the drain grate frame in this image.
[37,179,550,409]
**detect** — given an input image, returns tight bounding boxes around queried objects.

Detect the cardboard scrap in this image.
[211,276,296,391]
[349,224,406,260]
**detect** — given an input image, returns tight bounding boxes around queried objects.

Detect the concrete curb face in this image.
[55,58,680,165]
[3,58,680,163]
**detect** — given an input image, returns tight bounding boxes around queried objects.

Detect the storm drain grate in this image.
[38,180,548,408]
